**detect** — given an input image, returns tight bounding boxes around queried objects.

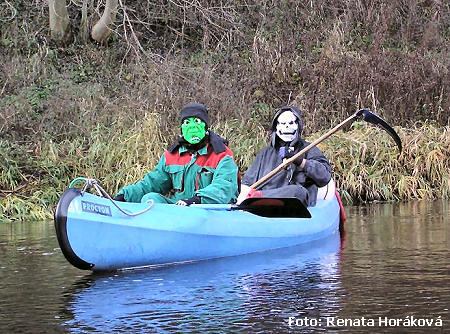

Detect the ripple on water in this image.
[0,203,449,333]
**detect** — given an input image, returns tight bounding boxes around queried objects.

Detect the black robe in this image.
[242,139,332,206]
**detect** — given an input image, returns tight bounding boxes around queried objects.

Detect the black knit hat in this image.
[180,102,209,127]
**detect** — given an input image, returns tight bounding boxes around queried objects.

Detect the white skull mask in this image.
[276,111,298,142]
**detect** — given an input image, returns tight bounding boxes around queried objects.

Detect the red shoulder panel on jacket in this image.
[195,146,234,168]
[164,150,191,165]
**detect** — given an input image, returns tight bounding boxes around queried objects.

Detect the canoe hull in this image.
[55,189,341,271]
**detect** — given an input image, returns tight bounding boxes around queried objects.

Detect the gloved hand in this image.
[247,188,263,198]
[176,196,201,206]
[113,194,126,202]
[237,185,263,205]
[293,154,305,168]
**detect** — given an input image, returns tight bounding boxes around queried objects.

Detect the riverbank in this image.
[1,120,449,222]
[1,1,448,222]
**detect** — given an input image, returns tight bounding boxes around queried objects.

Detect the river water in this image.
[0,201,449,333]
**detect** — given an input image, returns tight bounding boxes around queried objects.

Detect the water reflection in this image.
[62,234,342,333]
[1,200,449,333]
[339,200,450,332]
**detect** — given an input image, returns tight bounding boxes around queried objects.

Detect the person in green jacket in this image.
[114,103,239,205]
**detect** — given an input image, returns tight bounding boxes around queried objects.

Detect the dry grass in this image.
[2,118,450,221]
[319,122,450,203]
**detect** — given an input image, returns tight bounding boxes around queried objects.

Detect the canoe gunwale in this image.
[54,188,94,270]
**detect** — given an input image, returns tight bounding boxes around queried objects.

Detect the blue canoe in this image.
[54,181,343,271]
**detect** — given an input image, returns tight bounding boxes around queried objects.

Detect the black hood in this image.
[270,106,304,147]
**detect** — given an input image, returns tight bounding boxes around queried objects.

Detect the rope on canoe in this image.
[69,177,154,217]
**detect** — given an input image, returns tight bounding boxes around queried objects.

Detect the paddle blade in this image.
[235,197,311,218]
[357,109,402,153]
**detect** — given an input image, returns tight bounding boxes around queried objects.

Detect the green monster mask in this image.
[181,117,207,144]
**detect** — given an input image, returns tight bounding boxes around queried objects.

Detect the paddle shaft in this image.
[250,112,360,190]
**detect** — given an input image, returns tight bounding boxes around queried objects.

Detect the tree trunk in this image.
[79,0,92,43]
[48,0,71,44]
[91,0,118,44]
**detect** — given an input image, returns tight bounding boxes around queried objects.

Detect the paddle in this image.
[250,108,402,190]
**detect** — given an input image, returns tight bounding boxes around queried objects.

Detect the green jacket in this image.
[117,144,239,204]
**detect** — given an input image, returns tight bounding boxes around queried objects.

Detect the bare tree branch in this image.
[91,0,118,43]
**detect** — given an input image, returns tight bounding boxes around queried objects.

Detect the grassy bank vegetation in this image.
[0,1,449,221]
[1,119,450,222]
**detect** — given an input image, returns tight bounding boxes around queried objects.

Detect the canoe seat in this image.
[316,178,336,201]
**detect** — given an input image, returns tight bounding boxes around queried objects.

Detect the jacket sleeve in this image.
[194,155,239,204]
[116,155,172,202]
[303,146,332,187]
[241,149,266,186]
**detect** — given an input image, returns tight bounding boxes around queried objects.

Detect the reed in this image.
[1,119,450,222]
